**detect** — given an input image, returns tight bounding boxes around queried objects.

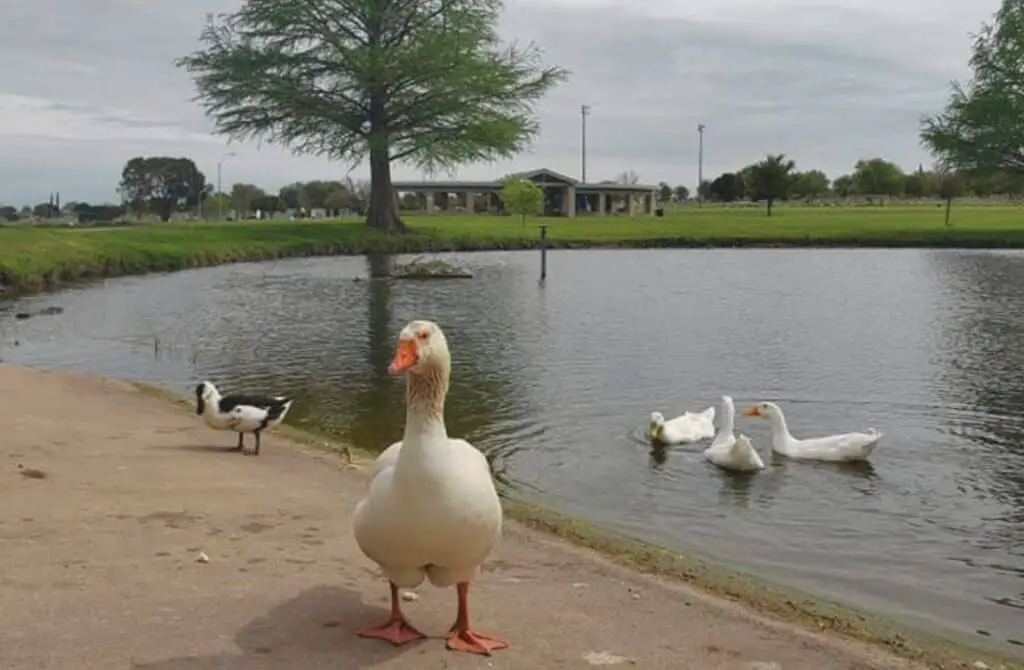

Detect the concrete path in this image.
[0,364,927,669]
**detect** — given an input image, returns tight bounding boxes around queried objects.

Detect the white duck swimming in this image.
[648,406,716,445]
[194,381,294,455]
[352,320,507,656]
[703,395,765,472]
[743,401,881,462]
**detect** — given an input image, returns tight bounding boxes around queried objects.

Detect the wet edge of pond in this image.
[130,381,1022,670]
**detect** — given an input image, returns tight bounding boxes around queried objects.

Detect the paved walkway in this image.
[0,364,925,669]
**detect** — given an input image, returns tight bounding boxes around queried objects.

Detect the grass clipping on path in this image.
[132,380,1021,670]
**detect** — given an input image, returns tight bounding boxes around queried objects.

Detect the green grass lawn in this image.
[412,203,1024,244]
[1,204,1023,297]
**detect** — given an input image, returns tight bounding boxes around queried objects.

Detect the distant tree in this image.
[74,203,126,223]
[399,192,422,210]
[832,174,854,198]
[697,180,712,202]
[851,158,905,197]
[119,156,207,221]
[32,203,52,218]
[297,181,334,210]
[324,185,353,214]
[278,183,302,210]
[344,177,372,215]
[230,183,267,215]
[0,205,18,221]
[792,169,830,200]
[616,170,640,185]
[921,0,1024,178]
[708,172,745,202]
[206,193,232,219]
[746,154,796,216]
[499,178,543,226]
[939,172,967,226]
[251,194,282,215]
[657,182,672,201]
[178,0,568,234]
[673,185,689,202]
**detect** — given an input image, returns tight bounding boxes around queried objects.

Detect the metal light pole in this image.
[216,151,236,220]
[580,104,590,183]
[697,124,705,208]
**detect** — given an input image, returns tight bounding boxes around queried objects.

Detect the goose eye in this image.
[417,329,429,340]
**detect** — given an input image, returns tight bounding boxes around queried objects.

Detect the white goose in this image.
[703,395,765,472]
[648,406,716,445]
[743,401,882,462]
[352,320,507,656]
[194,381,294,455]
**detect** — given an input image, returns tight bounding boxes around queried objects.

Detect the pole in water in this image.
[539,224,548,281]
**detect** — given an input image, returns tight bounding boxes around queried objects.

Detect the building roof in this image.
[392,168,655,193]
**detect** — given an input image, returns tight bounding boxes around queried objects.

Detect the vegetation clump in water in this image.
[390,258,473,279]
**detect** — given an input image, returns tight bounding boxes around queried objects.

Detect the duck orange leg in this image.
[446,582,509,655]
[356,582,425,646]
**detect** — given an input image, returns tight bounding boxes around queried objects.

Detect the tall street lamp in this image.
[216,151,236,220]
[580,104,590,183]
[697,124,705,208]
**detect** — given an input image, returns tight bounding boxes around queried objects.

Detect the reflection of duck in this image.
[648,406,715,444]
[194,381,293,455]
[703,396,765,472]
[743,401,882,462]
[352,320,508,656]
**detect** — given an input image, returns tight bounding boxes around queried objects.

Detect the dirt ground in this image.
[0,364,932,670]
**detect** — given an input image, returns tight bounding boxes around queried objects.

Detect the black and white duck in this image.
[194,381,294,455]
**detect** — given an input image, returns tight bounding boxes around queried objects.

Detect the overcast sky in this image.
[0,0,998,205]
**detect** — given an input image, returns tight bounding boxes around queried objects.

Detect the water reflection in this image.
[927,250,1024,615]
[1,248,1022,657]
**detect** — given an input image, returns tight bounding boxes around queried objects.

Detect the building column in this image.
[424,191,435,214]
[597,193,607,216]
[565,186,576,218]
[628,192,638,216]
[464,191,475,213]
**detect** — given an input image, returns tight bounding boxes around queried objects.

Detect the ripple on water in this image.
[1,248,1022,657]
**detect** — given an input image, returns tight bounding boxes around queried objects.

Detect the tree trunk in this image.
[944,198,952,226]
[365,143,407,234]
[766,198,774,217]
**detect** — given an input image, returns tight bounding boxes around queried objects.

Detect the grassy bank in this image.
[131,379,1021,670]
[3,204,1024,297]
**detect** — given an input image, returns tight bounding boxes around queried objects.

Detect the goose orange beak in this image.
[743,406,762,417]
[388,338,419,375]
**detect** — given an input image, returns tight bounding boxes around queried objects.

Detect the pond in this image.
[2,248,1022,658]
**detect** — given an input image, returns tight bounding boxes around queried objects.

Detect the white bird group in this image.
[649,395,883,472]
[191,318,884,660]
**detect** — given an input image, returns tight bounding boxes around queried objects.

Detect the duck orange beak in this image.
[743,406,762,417]
[388,338,419,375]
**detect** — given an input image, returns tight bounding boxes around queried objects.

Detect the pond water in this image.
[1,248,1022,658]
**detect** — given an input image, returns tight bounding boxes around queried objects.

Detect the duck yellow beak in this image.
[743,406,761,417]
[647,425,660,440]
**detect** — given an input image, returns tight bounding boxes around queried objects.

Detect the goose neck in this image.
[402,366,449,443]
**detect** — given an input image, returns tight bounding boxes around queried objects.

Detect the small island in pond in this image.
[390,258,473,280]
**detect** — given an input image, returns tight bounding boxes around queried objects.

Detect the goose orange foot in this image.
[444,582,510,656]
[356,582,426,646]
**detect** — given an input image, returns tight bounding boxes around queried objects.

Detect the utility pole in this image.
[697,123,705,208]
[581,104,590,183]
[216,151,236,220]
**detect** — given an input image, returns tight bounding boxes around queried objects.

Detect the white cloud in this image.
[0,0,1003,204]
